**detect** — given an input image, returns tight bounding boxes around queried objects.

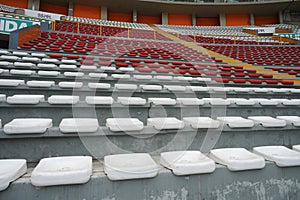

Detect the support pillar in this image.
[192,14,196,26]
[133,10,137,23]
[250,13,255,26]
[162,12,168,25]
[219,13,226,26]
[28,0,40,10]
[68,0,73,16]
[279,10,284,24]
[101,7,108,20]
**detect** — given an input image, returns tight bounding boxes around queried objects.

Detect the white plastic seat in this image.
[31,156,92,186]
[140,85,162,91]
[147,117,184,130]
[249,98,279,106]
[117,97,146,105]
[31,53,46,58]
[4,118,53,134]
[48,95,79,104]
[0,94,6,102]
[0,159,27,191]
[0,50,9,55]
[248,116,286,128]
[106,118,144,132]
[38,70,60,76]
[271,88,289,93]
[183,117,220,129]
[133,75,152,80]
[227,98,256,106]
[0,55,19,61]
[164,85,186,92]
[80,65,97,70]
[217,117,255,128]
[209,87,230,92]
[175,76,193,81]
[59,118,99,133]
[251,88,269,93]
[14,62,35,67]
[115,84,137,90]
[202,98,231,106]
[272,99,300,106]
[12,51,28,56]
[88,83,110,89]
[59,64,77,69]
[85,96,114,105]
[0,79,24,86]
[104,153,158,181]
[64,72,84,77]
[276,116,300,127]
[119,67,134,72]
[176,98,204,106]
[7,95,44,104]
[42,58,59,63]
[209,148,265,171]
[27,81,55,88]
[61,59,77,64]
[253,146,300,167]
[0,61,12,66]
[22,57,40,62]
[58,82,83,89]
[112,74,131,79]
[195,77,211,82]
[88,73,108,78]
[37,63,57,69]
[148,98,176,105]
[10,69,34,76]
[290,89,300,94]
[292,145,300,152]
[187,86,209,92]
[155,75,173,81]
[100,66,116,71]
[232,87,251,93]
[160,151,215,175]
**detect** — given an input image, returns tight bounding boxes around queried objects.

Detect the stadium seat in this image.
[183,117,220,129]
[48,95,80,104]
[217,117,255,128]
[147,117,185,130]
[248,116,287,128]
[85,96,114,105]
[148,98,176,105]
[4,118,53,134]
[59,118,99,133]
[106,118,144,132]
[7,95,44,104]
[117,97,146,105]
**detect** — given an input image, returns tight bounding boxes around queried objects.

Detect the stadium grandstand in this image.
[1,0,300,199]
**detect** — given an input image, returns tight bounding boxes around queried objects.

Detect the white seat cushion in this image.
[31,53,47,57]
[176,98,204,106]
[38,71,60,76]
[217,117,255,128]
[80,65,97,70]
[0,61,12,66]
[147,117,184,130]
[42,58,59,63]
[88,73,108,78]
[155,75,173,81]
[276,116,300,127]
[59,118,99,133]
[88,83,110,89]
[0,55,19,61]
[0,50,10,55]
[273,99,300,106]
[0,159,27,191]
[59,64,77,69]
[0,94,6,102]
[290,89,300,94]
[253,146,300,167]
[4,118,52,134]
[14,62,35,67]
[164,85,186,92]
[27,81,55,88]
[251,88,269,93]
[7,95,44,104]
[106,118,144,132]
[271,88,289,93]
[37,63,57,69]
[187,86,209,92]
[10,69,34,75]
[248,116,286,128]
[12,51,28,56]
[48,95,79,104]
[148,98,176,105]
[183,117,220,129]
[85,96,114,105]
[117,97,146,105]
[64,72,84,77]
[134,75,152,80]
[112,74,131,79]
[0,79,24,86]
[61,59,77,64]
[228,98,255,106]
[100,66,116,71]
[292,145,300,152]
[140,85,162,91]
[118,67,134,72]
[232,87,251,93]
[250,98,279,106]
[202,98,231,106]
[31,156,92,186]
[175,76,193,81]
[160,151,215,175]
[115,84,137,90]
[209,87,230,92]
[209,148,265,171]
[195,77,211,82]
[58,82,83,89]
[104,153,158,181]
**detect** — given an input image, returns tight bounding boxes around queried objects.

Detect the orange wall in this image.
[226,14,250,26]
[168,14,192,26]
[40,3,68,15]
[0,0,28,8]
[254,15,278,26]
[196,17,219,26]
[73,4,101,19]
[108,12,132,22]
[18,25,40,46]
[138,15,161,24]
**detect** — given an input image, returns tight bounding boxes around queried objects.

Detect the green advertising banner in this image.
[0,16,40,34]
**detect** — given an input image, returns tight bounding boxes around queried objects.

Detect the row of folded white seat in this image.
[1,95,300,106]
[0,116,299,134]
[2,145,300,190]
